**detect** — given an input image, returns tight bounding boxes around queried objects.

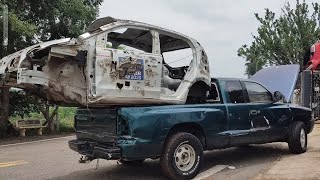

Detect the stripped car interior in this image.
[0,17,210,106]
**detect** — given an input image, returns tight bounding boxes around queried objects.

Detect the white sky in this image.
[99,0,316,78]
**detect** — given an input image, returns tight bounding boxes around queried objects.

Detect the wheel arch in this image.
[186,80,210,103]
[164,122,207,149]
[292,115,314,134]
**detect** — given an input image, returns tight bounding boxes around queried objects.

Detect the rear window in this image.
[225,81,245,104]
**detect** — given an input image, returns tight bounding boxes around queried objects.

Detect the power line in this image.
[167,49,202,65]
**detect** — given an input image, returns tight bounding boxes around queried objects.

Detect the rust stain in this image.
[200,69,209,76]
[109,71,118,81]
[145,68,158,78]
[97,57,113,74]
[133,86,145,96]
[145,80,150,87]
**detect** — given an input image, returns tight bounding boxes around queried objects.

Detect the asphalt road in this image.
[0,136,292,180]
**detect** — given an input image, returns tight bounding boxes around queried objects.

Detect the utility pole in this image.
[3,4,8,51]
[1,3,9,137]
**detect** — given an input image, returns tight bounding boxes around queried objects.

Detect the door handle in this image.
[249,110,258,115]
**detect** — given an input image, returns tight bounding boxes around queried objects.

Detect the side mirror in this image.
[273,91,283,102]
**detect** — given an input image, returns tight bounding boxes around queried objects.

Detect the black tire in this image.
[119,159,145,166]
[288,121,307,154]
[160,132,203,180]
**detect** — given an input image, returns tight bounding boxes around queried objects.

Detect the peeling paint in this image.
[0,17,210,106]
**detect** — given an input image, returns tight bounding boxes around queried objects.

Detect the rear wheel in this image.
[160,132,203,180]
[288,121,307,154]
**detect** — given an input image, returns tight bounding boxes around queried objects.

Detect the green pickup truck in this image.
[69,66,314,180]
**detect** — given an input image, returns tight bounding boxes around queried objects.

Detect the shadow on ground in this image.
[52,143,290,180]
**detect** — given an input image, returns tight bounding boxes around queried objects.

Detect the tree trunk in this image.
[39,102,58,134]
[45,102,53,134]
[55,106,60,132]
[0,87,10,137]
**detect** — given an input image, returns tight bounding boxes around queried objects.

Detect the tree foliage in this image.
[9,90,41,119]
[0,0,103,118]
[238,0,320,76]
[0,0,103,57]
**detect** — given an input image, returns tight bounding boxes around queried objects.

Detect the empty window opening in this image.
[163,48,193,68]
[160,34,192,82]
[206,82,222,103]
[107,27,153,53]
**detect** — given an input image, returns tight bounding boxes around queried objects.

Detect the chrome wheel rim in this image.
[300,128,306,148]
[174,144,196,171]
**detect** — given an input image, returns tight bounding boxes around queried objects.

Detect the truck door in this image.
[205,82,229,149]
[223,80,254,146]
[242,81,291,142]
[91,27,163,101]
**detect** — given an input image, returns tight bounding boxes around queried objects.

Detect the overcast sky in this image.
[99,0,315,78]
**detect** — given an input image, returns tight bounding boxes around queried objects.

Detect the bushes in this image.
[9,107,77,134]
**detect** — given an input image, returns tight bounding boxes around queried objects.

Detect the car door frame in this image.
[90,25,163,100]
[220,80,255,146]
[241,80,291,143]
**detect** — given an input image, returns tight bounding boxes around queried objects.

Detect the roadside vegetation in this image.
[0,0,104,137]
[9,107,76,134]
[238,0,320,76]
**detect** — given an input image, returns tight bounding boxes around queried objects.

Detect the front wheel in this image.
[288,121,307,154]
[160,132,203,180]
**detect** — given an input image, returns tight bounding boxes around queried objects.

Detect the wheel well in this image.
[292,115,312,133]
[187,81,210,104]
[165,123,207,148]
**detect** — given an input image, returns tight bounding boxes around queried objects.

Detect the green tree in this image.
[0,0,103,57]
[9,90,41,119]
[238,0,320,76]
[0,0,103,136]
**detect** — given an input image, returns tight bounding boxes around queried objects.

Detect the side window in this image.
[106,27,153,53]
[244,82,273,103]
[162,48,193,67]
[206,82,221,103]
[225,81,245,104]
[160,33,192,80]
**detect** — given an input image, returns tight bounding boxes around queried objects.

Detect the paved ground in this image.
[0,124,319,180]
[0,133,74,146]
[254,123,320,180]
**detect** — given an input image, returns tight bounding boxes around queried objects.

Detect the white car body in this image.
[0,17,210,106]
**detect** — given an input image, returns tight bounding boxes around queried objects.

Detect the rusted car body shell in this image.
[0,17,210,106]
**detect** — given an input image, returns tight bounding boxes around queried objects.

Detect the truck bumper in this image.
[68,139,121,160]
